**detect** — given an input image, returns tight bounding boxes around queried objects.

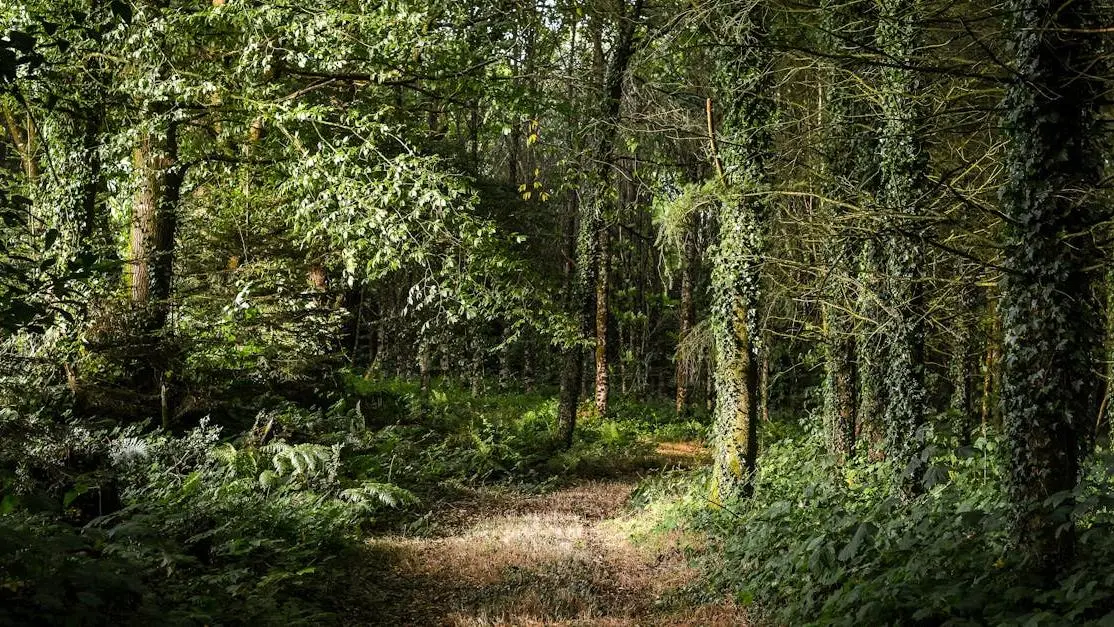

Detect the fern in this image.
[210,442,238,465]
[109,436,150,467]
[258,441,336,486]
[652,178,737,272]
[339,481,417,511]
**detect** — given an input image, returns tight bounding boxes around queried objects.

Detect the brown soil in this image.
[348,443,746,626]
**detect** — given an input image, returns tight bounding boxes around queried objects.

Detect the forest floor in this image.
[349,441,747,626]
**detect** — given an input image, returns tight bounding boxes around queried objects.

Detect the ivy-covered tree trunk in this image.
[710,192,763,500]
[999,0,1105,575]
[876,0,929,496]
[1101,268,1114,434]
[710,5,772,501]
[819,0,876,462]
[521,328,535,393]
[979,296,1001,430]
[948,284,979,441]
[555,0,642,446]
[822,302,857,460]
[857,239,887,450]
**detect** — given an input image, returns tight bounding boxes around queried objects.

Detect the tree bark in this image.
[999,0,1105,576]
[594,226,610,415]
[948,284,979,442]
[555,0,643,446]
[676,226,696,417]
[128,122,182,332]
[709,4,773,501]
[2,103,39,185]
[876,0,929,497]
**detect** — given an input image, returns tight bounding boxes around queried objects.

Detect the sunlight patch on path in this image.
[360,468,745,626]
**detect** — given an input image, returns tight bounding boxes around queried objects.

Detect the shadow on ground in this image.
[343,443,745,626]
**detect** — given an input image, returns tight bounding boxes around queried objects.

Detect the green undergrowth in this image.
[641,423,1114,625]
[1,376,708,624]
[0,410,411,625]
[339,374,709,491]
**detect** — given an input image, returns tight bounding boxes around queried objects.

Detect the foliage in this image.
[341,376,704,488]
[0,413,413,625]
[1,0,1113,622]
[692,426,1114,624]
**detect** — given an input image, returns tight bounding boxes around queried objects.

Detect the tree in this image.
[999,0,1106,575]
[818,0,877,463]
[557,0,644,445]
[709,0,775,500]
[876,0,930,496]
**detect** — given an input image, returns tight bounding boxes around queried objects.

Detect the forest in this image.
[1,0,1114,624]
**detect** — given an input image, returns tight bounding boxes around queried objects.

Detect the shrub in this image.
[696,428,1114,624]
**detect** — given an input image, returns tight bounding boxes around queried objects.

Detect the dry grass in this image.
[653,441,711,467]
[352,450,746,626]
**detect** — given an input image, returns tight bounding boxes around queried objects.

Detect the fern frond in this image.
[340,481,417,511]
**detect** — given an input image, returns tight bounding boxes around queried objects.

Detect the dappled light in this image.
[2,0,1114,624]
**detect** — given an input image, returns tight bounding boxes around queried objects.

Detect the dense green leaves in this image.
[1,0,1113,622]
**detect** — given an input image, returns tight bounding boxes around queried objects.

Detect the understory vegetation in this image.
[669,430,1114,625]
[4,0,1114,624]
[1,377,708,624]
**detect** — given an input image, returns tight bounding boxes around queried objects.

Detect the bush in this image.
[0,415,413,625]
[695,427,1114,625]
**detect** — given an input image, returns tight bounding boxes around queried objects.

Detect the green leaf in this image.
[63,487,82,507]
[838,522,877,562]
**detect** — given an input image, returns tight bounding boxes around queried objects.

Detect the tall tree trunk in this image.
[999,0,1105,576]
[129,122,182,333]
[876,0,929,497]
[557,188,584,447]
[556,347,582,446]
[676,226,696,417]
[979,297,1000,431]
[709,4,773,501]
[470,331,484,397]
[818,0,874,462]
[2,103,39,185]
[419,339,432,396]
[522,328,535,393]
[823,304,858,461]
[948,283,979,442]
[760,344,770,424]
[857,239,887,452]
[366,296,380,370]
[498,324,512,390]
[128,119,183,428]
[555,0,643,446]
[1100,268,1114,436]
[76,109,104,248]
[594,226,610,415]
[341,285,364,367]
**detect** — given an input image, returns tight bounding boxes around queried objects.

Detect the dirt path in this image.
[351,445,745,626]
